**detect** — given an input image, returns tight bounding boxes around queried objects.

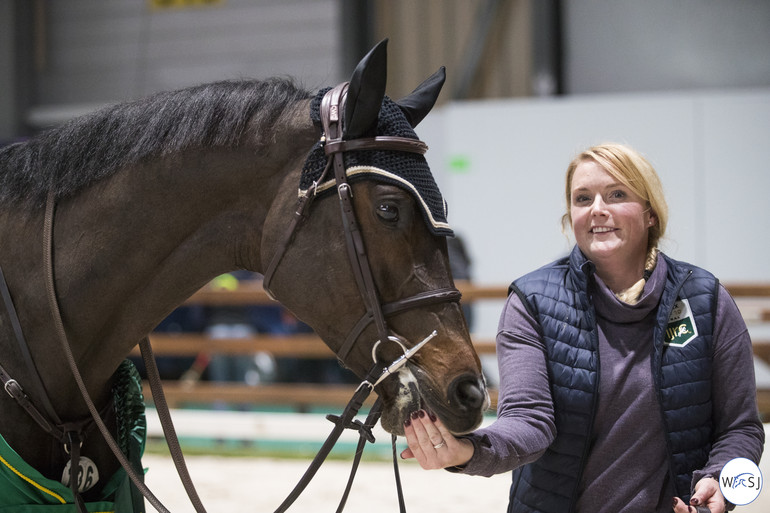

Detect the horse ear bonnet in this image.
[300,40,453,237]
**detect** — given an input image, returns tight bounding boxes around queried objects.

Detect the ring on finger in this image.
[433,440,445,449]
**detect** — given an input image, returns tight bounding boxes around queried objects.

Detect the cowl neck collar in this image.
[591,256,667,324]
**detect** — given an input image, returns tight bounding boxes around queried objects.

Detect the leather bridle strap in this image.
[262,83,459,372]
[322,83,390,348]
[261,159,333,300]
[261,84,459,512]
[324,135,428,155]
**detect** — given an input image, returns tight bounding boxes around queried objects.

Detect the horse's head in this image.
[261,40,488,435]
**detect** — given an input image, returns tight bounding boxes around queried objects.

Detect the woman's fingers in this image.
[401,410,474,470]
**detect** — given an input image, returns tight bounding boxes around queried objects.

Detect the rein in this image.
[34,192,393,513]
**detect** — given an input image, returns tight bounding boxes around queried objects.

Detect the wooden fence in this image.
[136,281,770,417]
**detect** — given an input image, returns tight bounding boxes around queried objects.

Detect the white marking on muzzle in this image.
[394,368,420,410]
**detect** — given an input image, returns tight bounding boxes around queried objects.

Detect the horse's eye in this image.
[376,203,399,222]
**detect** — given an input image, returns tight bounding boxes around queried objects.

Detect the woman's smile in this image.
[590,225,616,234]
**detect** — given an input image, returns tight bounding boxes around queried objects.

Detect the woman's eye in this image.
[574,194,591,204]
[609,189,627,200]
[376,203,399,222]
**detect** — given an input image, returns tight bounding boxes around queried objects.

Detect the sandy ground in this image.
[142,453,511,512]
[142,449,770,513]
[140,410,770,512]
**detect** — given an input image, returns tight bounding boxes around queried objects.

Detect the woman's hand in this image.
[672,477,726,513]
[400,409,475,470]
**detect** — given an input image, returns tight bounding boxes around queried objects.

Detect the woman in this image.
[402,143,764,512]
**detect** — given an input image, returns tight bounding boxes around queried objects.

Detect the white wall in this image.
[417,89,770,337]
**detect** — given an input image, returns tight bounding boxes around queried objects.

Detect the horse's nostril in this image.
[450,375,486,410]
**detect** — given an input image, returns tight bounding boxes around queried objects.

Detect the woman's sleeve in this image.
[459,292,557,477]
[691,284,766,485]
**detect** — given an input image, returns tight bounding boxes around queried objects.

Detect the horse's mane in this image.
[0,78,311,207]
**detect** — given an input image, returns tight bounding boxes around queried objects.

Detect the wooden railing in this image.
[138,281,770,416]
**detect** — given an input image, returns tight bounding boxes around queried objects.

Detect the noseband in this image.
[262,82,461,374]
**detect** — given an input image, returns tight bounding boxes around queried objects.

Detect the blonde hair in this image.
[561,143,668,253]
[561,143,668,304]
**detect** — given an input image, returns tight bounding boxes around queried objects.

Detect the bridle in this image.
[264,82,466,512]
[262,82,462,374]
[1,81,463,513]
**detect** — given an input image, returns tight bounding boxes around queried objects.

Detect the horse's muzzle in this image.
[377,366,488,436]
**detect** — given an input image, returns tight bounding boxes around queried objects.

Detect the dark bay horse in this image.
[0,41,488,507]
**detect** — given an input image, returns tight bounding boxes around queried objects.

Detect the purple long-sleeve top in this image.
[459,255,765,512]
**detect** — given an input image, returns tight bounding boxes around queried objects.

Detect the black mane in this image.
[0,78,311,207]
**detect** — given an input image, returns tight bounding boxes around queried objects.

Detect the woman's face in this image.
[570,159,654,272]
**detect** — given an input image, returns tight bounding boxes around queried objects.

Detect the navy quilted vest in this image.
[506,247,718,513]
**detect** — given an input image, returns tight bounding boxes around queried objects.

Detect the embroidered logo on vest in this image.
[665,298,698,347]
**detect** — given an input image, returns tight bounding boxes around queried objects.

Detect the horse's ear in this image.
[344,39,388,139]
[395,66,446,128]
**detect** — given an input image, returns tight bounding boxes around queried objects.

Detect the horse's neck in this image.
[61,152,298,348]
[22,108,315,408]
[0,100,317,482]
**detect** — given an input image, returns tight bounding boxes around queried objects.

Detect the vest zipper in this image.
[651,267,692,499]
[568,290,600,513]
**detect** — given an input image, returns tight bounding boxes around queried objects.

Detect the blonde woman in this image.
[402,143,764,513]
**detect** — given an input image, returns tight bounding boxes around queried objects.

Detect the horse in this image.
[0,40,488,509]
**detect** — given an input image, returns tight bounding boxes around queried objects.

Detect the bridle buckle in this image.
[4,378,19,398]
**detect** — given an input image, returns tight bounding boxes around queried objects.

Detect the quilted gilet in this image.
[506,247,718,513]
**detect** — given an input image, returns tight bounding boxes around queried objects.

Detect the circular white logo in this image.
[719,457,762,506]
